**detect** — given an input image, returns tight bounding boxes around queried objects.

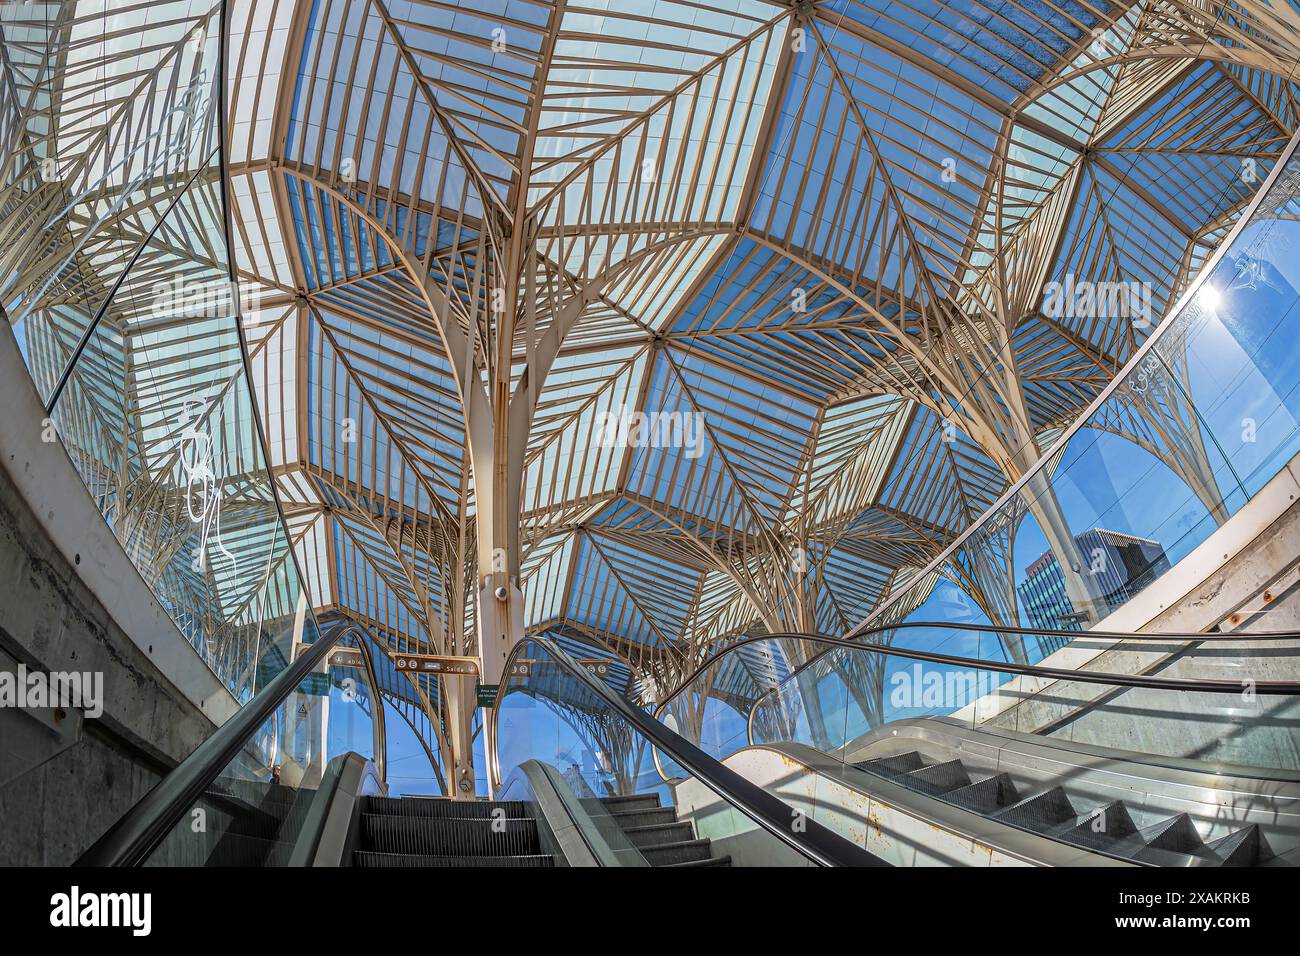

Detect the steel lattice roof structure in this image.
[5,0,1300,782]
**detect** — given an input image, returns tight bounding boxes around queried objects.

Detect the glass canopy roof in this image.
[219,0,1299,703]
[6,0,1299,779]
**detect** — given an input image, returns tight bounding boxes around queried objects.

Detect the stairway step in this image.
[900,759,971,797]
[358,814,540,857]
[623,821,697,849]
[353,851,553,868]
[361,796,530,819]
[1053,800,1139,853]
[995,787,1077,832]
[638,838,715,866]
[855,751,927,779]
[607,807,679,828]
[663,855,732,867]
[599,793,662,812]
[202,832,283,867]
[212,778,298,806]
[205,783,297,820]
[201,794,284,841]
[1110,813,1213,866]
[944,773,1020,815]
[1205,825,1272,867]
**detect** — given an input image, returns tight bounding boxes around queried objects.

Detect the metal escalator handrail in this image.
[76,622,365,867]
[654,619,1300,724]
[491,634,889,867]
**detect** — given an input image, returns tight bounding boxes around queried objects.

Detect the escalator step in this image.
[204,786,294,824]
[608,807,679,829]
[202,832,283,867]
[900,759,971,797]
[995,787,1077,832]
[358,814,541,857]
[638,838,715,866]
[361,796,530,819]
[622,821,697,849]
[599,794,662,812]
[664,855,732,867]
[1205,825,1272,867]
[855,751,927,779]
[1140,813,1206,854]
[1116,813,1214,866]
[944,773,1020,815]
[211,779,298,808]
[353,851,553,868]
[1054,800,1138,853]
[200,795,284,841]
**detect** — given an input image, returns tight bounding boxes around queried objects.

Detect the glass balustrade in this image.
[133,627,384,866]
[862,144,1300,647]
[659,629,1300,864]
[1,0,322,706]
[495,637,872,866]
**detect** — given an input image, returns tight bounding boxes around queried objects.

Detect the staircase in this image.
[600,793,731,866]
[351,797,554,867]
[855,751,1275,866]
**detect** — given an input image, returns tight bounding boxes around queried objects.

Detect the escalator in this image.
[74,624,883,867]
[597,793,731,866]
[850,729,1275,866]
[351,797,554,868]
[656,625,1300,867]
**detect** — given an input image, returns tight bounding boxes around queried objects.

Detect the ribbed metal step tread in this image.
[358,813,541,856]
[203,832,283,867]
[607,807,679,828]
[638,838,715,866]
[944,773,1020,814]
[900,759,971,796]
[598,794,662,812]
[362,796,530,818]
[353,851,554,868]
[662,855,732,867]
[1112,813,1214,865]
[623,821,697,848]
[1051,800,1139,852]
[1204,824,1272,867]
[994,787,1077,832]
[855,751,927,779]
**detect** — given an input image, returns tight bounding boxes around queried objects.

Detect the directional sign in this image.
[503,658,611,679]
[390,653,480,676]
[577,658,614,677]
[330,650,365,669]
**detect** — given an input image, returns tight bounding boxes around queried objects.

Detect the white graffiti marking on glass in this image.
[178,402,237,578]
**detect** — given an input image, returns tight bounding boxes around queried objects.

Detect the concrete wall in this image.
[0,324,236,865]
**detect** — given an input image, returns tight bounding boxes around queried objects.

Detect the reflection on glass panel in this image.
[0,2,323,702]
[141,632,382,867]
[868,147,1300,646]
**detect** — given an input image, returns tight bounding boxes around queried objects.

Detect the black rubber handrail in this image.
[76,621,363,867]
[655,619,1300,723]
[491,634,889,867]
